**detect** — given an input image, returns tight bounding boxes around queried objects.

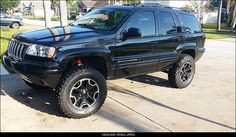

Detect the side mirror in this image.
[122,27,141,40]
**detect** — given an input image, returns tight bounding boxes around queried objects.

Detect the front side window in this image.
[126,11,156,37]
[73,9,130,31]
[180,13,202,33]
[158,11,176,35]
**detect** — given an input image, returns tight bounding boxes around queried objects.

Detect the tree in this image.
[230,2,236,31]
[226,0,236,31]
[59,0,68,26]
[51,0,60,16]
[43,0,51,28]
[226,0,231,25]
[66,0,78,19]
[0,0,20,13]
[184,0,212,24]
[216,0,223,31]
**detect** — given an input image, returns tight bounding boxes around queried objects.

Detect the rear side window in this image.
[158,11,176,35]
[127,11,155,37]
[180,13,201,33]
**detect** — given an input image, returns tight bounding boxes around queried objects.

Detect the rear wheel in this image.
[10,22,20,29]
[57,66,107,119]
[168,54,195,88]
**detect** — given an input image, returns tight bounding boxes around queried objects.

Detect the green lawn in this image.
[22,15,60,21]
[203,23,236,39]
[0,28,27,62]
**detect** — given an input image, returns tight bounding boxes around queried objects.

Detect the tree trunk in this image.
[43,0,51,28]
[230,3,236,31]
[227,0,231,26]
[59,0,68,26]
[217,0,223,31]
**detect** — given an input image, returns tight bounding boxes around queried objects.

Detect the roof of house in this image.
[80,0,107,9]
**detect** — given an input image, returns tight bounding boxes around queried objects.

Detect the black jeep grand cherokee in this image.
[3,4,205,118]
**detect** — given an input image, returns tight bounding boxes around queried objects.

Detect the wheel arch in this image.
[10,21,20,27]
[176,43,197,59]
[58,50,113,80]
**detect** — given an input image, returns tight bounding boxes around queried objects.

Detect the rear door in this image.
[110,10,158,78]
[178,12,205,49]
[155,10,184,70]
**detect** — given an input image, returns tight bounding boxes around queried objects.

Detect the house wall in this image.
[20,1,47,16]
[141,0,190,8]
[140,0,169,5]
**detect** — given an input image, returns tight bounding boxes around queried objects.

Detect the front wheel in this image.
[168,54,195,88]
[57,66,107,119]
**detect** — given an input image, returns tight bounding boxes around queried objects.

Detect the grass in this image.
[203,23,236,39]
[0,28,27,62]
[22,15,60,21]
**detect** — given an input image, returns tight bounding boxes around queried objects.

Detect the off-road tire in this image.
[168,54,195,88]
[56,66,107,119]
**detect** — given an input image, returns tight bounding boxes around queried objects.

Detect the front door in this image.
[110,11,158,78]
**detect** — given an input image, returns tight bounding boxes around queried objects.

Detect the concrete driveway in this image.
[1,39,235,132]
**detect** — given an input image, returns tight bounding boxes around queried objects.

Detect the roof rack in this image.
[136,3,189,12]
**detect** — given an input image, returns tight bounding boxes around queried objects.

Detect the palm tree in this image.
[216,0,223,31]
[43,0,52,27]
[227,0,231,26]
[230,3,236,31]
[59,0,68,26]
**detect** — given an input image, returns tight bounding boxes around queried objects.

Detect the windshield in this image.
[72,8,130,31]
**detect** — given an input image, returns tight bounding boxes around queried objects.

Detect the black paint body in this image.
[3,5,205,88]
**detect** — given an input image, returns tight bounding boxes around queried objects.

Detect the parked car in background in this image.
[0,11,24,29]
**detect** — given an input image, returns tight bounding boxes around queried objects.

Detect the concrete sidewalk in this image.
[1,39,235,132]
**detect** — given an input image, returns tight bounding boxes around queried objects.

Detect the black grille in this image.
[7,40,29,60]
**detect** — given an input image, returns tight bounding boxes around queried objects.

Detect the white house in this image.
[19,1,44,16]
[140,0,191,8]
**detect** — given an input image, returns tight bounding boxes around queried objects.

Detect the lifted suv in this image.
[3,4,205,118]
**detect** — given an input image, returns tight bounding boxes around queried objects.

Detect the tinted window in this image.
[158,11,176,35]
[181,13,201,33]
[127,11,155,37]
[73,9,130,31]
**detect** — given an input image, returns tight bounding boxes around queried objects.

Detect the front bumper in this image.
[3,54,62,89]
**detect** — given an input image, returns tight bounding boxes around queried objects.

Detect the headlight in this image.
[26,44,56,58]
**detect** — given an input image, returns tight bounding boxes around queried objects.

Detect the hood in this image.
[14,25,104,46]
